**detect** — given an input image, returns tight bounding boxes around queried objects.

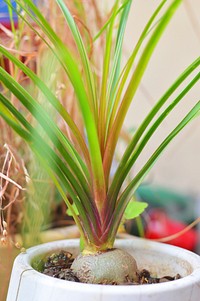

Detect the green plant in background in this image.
[0,0,199,284]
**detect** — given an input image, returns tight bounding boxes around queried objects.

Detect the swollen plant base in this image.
[71,248,138,284]
[41,248,180,284]
[6,238,200,301]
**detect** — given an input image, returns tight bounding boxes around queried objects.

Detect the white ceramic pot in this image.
[6,237,200,301]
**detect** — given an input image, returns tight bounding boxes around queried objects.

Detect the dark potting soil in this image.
[38,250,181,285]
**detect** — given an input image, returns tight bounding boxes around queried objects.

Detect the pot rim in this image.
[14,237,200,294]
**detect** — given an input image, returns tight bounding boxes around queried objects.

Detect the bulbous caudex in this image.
[71,248,138,284]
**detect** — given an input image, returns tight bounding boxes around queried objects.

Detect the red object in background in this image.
[145,209,198,251]
[0,21,18,31]
[0,1,18,31]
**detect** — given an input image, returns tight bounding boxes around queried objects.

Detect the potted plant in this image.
[0,0,200,300]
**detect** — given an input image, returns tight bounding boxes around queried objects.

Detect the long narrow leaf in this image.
[5,0,106,210]
[106,0,132,120]
[111,72,200,206]
[0,45,91,174]
[108,100,200,242]
[0,101,90,243]
[0,67,91,197]
[0,96,101,241]
[56,0,97,118]
[93,0,132,42]
[108,58,200,204]
[103,0,181,181]
[106,0,167,132]
[98,0,120,154]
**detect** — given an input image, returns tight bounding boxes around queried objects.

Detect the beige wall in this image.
[123,0,200,195]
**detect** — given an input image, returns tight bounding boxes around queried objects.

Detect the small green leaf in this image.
[67,203,79,216]
[124,198,148,220]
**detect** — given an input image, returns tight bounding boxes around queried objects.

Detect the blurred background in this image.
[0,1,200,300]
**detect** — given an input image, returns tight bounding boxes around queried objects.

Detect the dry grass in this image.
[0,145,26,242]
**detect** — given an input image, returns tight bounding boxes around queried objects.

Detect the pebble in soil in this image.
[39,250,181,285]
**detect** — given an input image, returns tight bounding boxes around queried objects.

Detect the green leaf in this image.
[108,61,200,206]
[103,0,182,180]
[67,203,79,217]
[106,0,132,135]
[56,0,97,116]
[98,0,120,153]
[106,0,167,132]
[0,97,100,245]
[93,0,132,42]
[124,198,148,220]
[0,45,90,171]
[108,100,200,242]
[0,67,91,198]
[6,0,106,209]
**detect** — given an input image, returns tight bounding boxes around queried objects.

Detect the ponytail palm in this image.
[0,0,199,283]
